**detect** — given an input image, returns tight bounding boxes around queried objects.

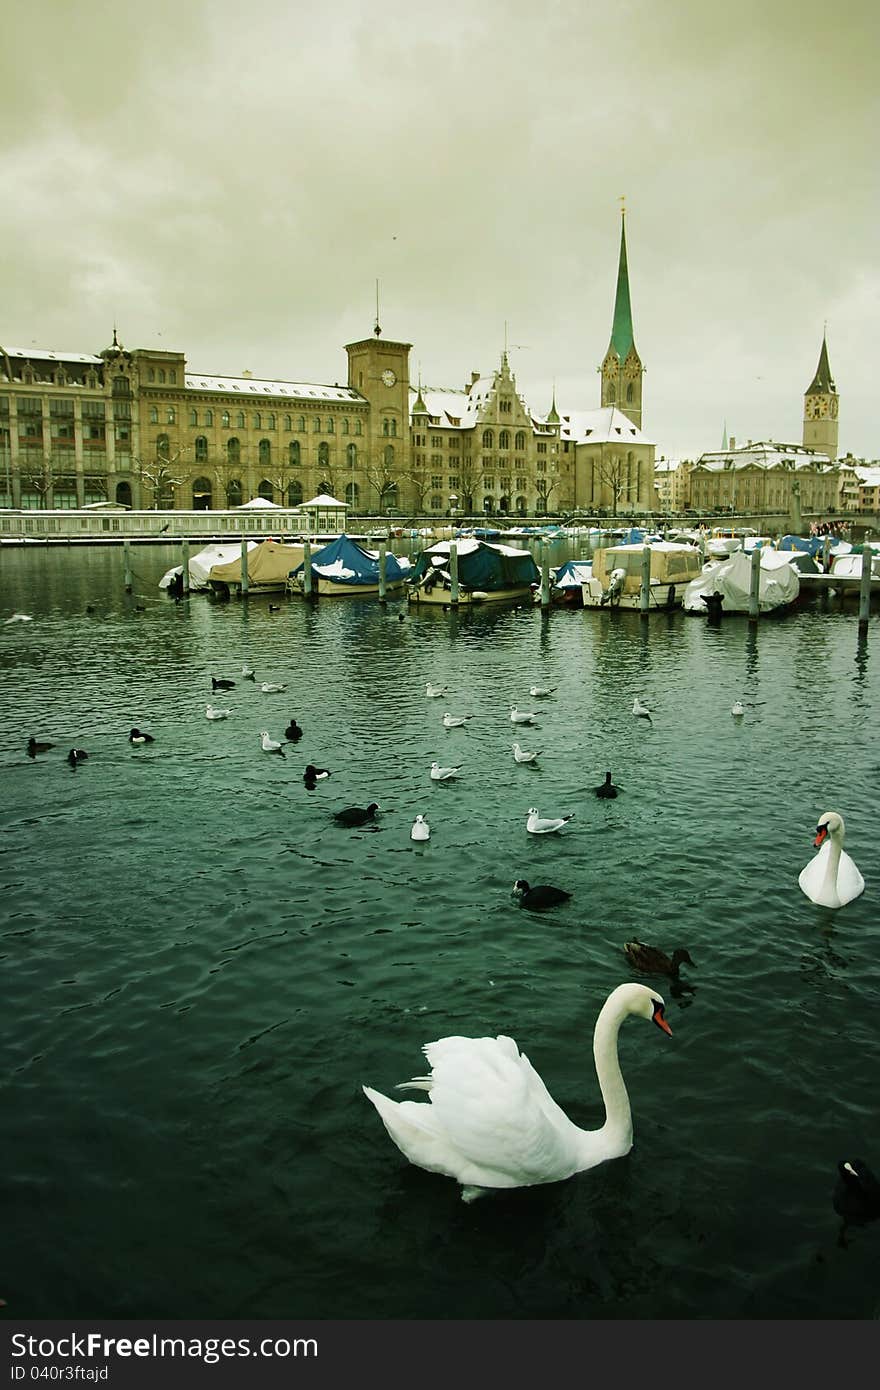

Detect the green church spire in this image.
[546,382,559,424]
[807,333,835,395]
[608,211,635,361]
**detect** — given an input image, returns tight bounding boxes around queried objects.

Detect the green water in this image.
[1,544,878,1319]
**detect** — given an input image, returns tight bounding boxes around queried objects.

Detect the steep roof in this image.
[559,405,654,447]
[806,335,836,395]
[607,216,636,361]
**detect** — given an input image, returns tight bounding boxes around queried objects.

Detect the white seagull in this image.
[527,807,574,835]
[442,712,472,728]
[513,742,541,764]
[4,612,33,624]
[261,682,287,693]
[426,683,446,698]
[241,664,256,680]
[205,704,231,720]
[260,730,286,756]
[529,685,556,698]
[431,762,461,781]
[632,698,653,723]
[510,706,537,724]
[731,701,745,717]
[411,814,431,841]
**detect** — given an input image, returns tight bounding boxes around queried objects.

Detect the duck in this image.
[260,731,285,756]
[623,940,695,979]
[129,728,154,744]
[526,807,573,835]
[411,814,430,841]
[512,879,571,910]
[66,748,88,767]
[304,764,331,781]
[833,1158,880,1225]
[205,704,230,720]
[442,712,472,729]
[632,697,652,723]
[512,742,541,764]
[362,982,672,1202]
[212,677,235,691]
[430,762,460,781]
[284,719,304,741]
[798,811,865,909]
[334,803,380,826]
[27,737,55,757]
[509,706,537,724]
[594,771,622,798]
[268,604,281,613]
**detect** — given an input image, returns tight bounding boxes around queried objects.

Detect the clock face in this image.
[829,396,839,419]
[381,369,397,387]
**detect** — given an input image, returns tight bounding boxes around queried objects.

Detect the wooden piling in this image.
[378,542,387,601]
[822,535,831,572]
[540,541,551,608]
[639,544,652,613]
[748,544,761,622]
[240,537,249,596]
[123,540,132,593]
[181,537,190,594]
[449,542,459,604]
[302,539,313,598]
[858,543,873,627]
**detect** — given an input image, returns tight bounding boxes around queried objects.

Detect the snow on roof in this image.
[559,406,654,447]
[696,442,833,472]
[302,493,346,508]
[5,347,103,364]
[185,373,363,403]
[411,385,480,429]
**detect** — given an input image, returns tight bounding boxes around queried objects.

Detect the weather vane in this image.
[619,195,626,218]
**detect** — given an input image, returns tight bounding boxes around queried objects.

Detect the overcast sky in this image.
[2,0,877,460]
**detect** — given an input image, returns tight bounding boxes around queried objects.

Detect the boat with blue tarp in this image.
[406,537,540,605]
[287,534,412,597]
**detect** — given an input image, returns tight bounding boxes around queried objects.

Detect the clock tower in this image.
[345,328,412,510]
[802,332,839,460]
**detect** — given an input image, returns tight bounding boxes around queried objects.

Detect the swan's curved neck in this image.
[590,994,633,1156]
[822,828,844,893]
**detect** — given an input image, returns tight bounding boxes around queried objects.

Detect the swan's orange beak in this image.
[814,826,829,848]
[653,1004,673,1036]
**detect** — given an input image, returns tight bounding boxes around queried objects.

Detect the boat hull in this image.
[581,579,685,610]
[407,582,534,606]
[289,575,407,597]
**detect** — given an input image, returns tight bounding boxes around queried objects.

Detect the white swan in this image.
[363,982,672,1202]
[799,810,865,909]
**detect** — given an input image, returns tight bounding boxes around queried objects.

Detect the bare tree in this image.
[136,444,190,509]
[401,463,433,513]
[595,455,627,517]
[452,456,485,514]
[362,451,404,512]
[535,474,560,515]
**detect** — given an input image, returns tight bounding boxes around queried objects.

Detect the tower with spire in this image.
[802,331,839,460]
[600,205,644,429]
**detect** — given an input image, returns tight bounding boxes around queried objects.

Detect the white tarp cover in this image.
[684,547,800,613]
[158,541,259,590]
[209,539,305,585]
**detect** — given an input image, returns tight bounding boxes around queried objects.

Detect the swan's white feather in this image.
[799,839,865,908]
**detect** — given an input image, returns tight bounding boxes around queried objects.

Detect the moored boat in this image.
[288,533,411,596]
[406,538,539,605]
[208,539,305,596]
[582,542,702,610]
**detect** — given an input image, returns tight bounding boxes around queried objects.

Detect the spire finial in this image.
[112,324,119,348]
[619,194,626,219]
[374,279,381,337]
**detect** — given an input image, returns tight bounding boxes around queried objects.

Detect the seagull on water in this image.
[632,698,652,723]
[526,807,574,835]
[4,612,33,624]
[529,685,556,698]
[510,706,537,724]
[513,741,541,764]
[442,712,472,728]
[426,683,446,698]
[241,664,256,680]
[260,731,285,756]
[431,762,461,781]
[411,814,430,841]
[129,728,155,744]
[206,704,231,720]
[731,701,745,717]
[261,682,287,693]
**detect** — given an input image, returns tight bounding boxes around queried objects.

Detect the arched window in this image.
[289,440,301,466]
[148,369,155,383]
[166,406,176,424]
[313,416,321,432]
[499,430,509,450]
[259,439,271,465]
[205,409,213,426]
[267,414,275,430]
[287,479,303,506]
[326,417,334,434]
[222,410,231,428]
[192,476,212,511]
[317,480,331,496]
[483,496,494,513]
[284,415,292,431]
[149,407,159,424]
[227,437,240,463]
[384,445,394,467]
[341,418,349,435]
[236,411,245,428]
[253,413,261,429]
[607,383,616,402]
[226,478,243,507]
[158,369,166,384]
[482,429,493,448]
[156,433,170,459]
[354,420,362,436]
[297,415,306,432]
[383,483,399,510]
[189,408,198,427]
[346,443,357,468]
[514,431,526,450]
[515,495,527,514]
[258,479,274,501]
[626,383,634,403]
[116,480,132,507]
[382,418,390,436]
[169,370,176,385]
[318,441,330,467]
[194,435,208,462]
[345,481,360,506]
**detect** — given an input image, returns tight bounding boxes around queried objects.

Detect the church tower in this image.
[802,332,839,460]
[600,209,644,429]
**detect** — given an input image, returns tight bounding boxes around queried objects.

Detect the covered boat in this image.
[683,547,800,615]
[582,542,702,610]
[287,534,411,596]
[406,538,540,605]
[550,559,593,607]
[159,540,260,592]
[207,539,305,596]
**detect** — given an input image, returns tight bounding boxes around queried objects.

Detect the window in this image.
[341,418,349,435]
[346,443,357,468]
[431,475,443,488]
[195,436,208,462]
[431,495,442,510]
[149,407,159,424]
[267,414,275,430]
[226,478,243,507]
[384,445,395,467]
[287,479,303,506]
[313,417,321,432]
[189,409,198,427]
[259,439,271,465]
[354,420,362,436]
[192,476,212,510]
[537,442,547,454]
[157,433,170,460]
[327,417,334,433]
[284,415,292,431]
[205,409,213,426]
[318,441,329,467]
[158,369,166,384]
[227,437,240,463]
[236,411,245,429]
[253,413,262,429]
[515,431,526,450]
[482,429,493,448]
[345,481,360,506]
[499,430,509,450]
[166,406,176,424]
[448,437,459,452]
[148,369,155,383]
[258,479,274,501]
[222,411,231,428]
[169,370,176,385]
[297,415,306,432]
[626,383,634,404]
[431,435,443,448]
[484,476,495,489]
[537,461,547,473]
[499,398,511,414]
[289,441,301,466]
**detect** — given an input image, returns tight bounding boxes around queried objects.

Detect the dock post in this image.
[123,539,133,593]
[240,537,249,596]
[822,535,831,572]
[540,541,551,608]
[748,545,761,623]
[639,544,652,613]
[181,537,190,595]
[858,542,873,628]
[378,542,387,601]
[302,539,313,598]
[449,541,459,605]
